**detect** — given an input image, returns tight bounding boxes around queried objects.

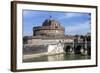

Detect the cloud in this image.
[65,13,81,18]
[58,13,89,20]
[65,21,90,35]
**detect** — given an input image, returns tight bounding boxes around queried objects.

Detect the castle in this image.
[23,17,91,58]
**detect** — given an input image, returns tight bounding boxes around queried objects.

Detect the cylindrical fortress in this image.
[33,18,65,37]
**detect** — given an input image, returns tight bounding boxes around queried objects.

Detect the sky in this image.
[23,10,91,36]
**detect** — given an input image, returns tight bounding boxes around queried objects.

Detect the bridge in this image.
[64,41,91,55]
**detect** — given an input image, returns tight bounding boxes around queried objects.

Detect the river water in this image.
[23,53,91,63]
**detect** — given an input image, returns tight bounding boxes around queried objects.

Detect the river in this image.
[23,53,91,63]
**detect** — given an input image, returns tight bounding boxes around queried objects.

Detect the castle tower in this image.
[33,18,65,37]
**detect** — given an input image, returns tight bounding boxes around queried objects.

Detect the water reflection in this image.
[48,54,64,61]
[23,53,90,63]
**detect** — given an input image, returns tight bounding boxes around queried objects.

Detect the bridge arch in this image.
[75,45,84,54]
